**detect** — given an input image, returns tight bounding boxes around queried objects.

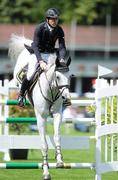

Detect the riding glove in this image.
[60,59,65,63]
[39,60,47,70]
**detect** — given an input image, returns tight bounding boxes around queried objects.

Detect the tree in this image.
[0,0,118,25]
[0,0,36,23]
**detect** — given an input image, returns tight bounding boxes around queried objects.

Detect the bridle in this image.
[38,66,69,115]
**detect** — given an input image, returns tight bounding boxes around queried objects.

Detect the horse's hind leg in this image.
[53,113,64,167]
[35,109,51,180]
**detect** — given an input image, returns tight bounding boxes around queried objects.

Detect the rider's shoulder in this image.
[57,25,64,31]
[35,22,46,31]
[56,25,64,35]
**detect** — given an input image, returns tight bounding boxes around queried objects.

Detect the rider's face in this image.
[47,18,58,28]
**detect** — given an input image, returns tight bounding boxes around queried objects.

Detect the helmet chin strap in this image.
[47,18,57,29]
[48,23,55,29]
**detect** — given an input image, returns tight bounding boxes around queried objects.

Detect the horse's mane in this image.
[8,34,32,61]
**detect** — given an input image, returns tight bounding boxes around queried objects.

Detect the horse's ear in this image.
[55,58,60,67]
[66,57,71,66]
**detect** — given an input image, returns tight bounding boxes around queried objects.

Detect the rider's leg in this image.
[48,53,56,64]
[17,77,30,107]
[17,54,37,107]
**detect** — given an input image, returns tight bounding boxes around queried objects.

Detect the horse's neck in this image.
[46,64,55,80]
[36,64,55,97]
[39,64,55,85]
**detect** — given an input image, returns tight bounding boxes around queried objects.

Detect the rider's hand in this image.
[39,61,47,70]
[60,59,65,63]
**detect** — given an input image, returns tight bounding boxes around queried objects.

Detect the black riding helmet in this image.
[46,8,60,19]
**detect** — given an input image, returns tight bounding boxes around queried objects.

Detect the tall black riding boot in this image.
[17,78,30,107]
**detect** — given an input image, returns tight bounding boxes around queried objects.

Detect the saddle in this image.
[16,64,28,84]
[24,44,34,54]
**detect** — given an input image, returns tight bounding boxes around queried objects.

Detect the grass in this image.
[0,124,118,180]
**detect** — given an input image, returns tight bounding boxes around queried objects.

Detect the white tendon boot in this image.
[55,146,64,168]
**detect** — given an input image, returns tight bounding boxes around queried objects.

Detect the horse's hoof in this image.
[42,174,51,180]
[56,162,64,168]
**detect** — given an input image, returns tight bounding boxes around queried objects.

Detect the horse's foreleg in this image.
[35,110,51,180]
[53,113,63,167]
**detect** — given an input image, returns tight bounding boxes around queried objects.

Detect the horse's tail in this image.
[8,33,32,61]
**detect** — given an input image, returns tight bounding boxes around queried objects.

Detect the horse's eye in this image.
[56,76,60,80]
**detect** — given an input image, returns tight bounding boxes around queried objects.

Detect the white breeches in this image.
[27,53,56,80]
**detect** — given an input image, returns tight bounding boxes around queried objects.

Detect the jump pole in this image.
[0,117,95,124]
[0,162,95,169]
[0,99,95,106]
[0,99,30,106]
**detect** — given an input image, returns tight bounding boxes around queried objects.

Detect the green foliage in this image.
[100,96,117,124]
[0,0,36,23]
[88,96,118,124]
[9,105,35,135]
[9,90,35,135]
[0,0,118,25]
[75,0,98,24]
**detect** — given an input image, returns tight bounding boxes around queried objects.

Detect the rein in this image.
[37,69,67,115]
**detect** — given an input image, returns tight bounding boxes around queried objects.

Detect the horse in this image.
[9,34,71,180]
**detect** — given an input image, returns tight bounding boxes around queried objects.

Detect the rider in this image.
[17,8,71,107]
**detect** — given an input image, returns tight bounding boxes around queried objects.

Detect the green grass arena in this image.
[0,124,118,180]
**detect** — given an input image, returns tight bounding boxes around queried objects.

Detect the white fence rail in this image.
[95,78,118,179]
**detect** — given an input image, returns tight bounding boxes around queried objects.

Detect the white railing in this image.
[95,78,118,180]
